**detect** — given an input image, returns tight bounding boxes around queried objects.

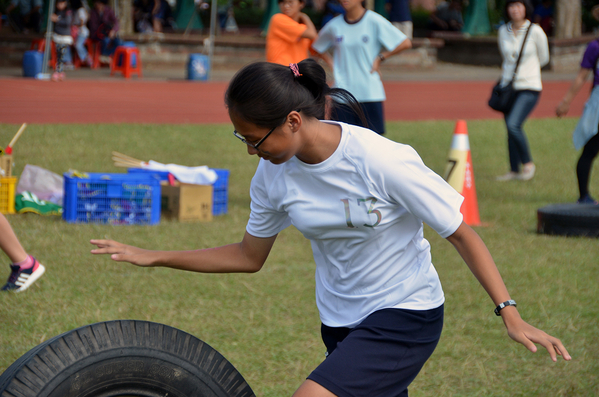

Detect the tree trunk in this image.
[555,0,581,39]
[118,0,133,35]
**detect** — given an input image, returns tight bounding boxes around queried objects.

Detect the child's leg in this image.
[75,34,89,62]
[576,133,599,200]
[1,214,45,292]
[55,43,66,73]
[0,213,28,264]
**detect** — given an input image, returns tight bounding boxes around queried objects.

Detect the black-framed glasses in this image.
[232,110,300,149]
[233,126,277,149]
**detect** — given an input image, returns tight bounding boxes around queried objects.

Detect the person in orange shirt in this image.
[266,0,318,65]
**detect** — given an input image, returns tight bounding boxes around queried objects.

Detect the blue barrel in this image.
[22,50,43,78]
[187,54,209,81]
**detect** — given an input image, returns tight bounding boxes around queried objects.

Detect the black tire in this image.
[537,203,599,237]
[0,320,255,397]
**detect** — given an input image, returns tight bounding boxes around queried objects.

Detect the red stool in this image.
[110,46,142,79]
[89,40,104,69]
[30,38,56,68]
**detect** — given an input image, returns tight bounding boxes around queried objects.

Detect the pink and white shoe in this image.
[1,257,46,292]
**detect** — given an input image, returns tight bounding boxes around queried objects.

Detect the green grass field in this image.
[0,119,597,396]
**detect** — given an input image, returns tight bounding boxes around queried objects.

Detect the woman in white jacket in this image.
[496,0,549,181]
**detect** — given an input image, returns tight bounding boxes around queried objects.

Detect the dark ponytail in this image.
[225,59,366,129]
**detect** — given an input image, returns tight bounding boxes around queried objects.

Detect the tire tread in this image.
[0,320,255,397]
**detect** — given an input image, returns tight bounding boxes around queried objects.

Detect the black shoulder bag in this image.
[488,24,532,113]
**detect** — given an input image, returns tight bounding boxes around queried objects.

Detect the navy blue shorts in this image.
[307,305,444,397]
[333,101,386,135]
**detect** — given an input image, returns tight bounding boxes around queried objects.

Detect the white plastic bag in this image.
[16,164,64,206]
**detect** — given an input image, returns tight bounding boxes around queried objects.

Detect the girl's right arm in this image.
[90,231,277,274]
[556,67,592,117]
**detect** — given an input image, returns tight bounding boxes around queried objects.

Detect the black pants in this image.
[577,132,599,199]
[332,101,385,135]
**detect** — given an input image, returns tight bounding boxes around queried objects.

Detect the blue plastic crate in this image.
[128,168,229,215]
[63,173,161,225]
[212,169,229,216]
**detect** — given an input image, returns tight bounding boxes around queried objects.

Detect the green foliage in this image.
[303,7,324,28]
[0,119,597,396]
[583,0,599,33]
[411,7,431,30]
[230,4,265,27]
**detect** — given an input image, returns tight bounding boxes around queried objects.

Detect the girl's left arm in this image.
[446,221,571,362]
[371,39,412,73]
[535,25,550,67]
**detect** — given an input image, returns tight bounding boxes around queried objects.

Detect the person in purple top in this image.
[88,0,122,59]
[556,16,599,204]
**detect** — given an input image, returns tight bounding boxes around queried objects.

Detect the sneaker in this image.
[59,72,66,81]
[518,163,536,181]
[51,72,60,82]
[577,194,599,205]
[1,257,45,293]
[496,171,519,181]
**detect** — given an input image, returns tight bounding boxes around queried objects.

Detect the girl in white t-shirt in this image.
[71,0,91,67]
[312,0,412,135]
[91,59,570,397]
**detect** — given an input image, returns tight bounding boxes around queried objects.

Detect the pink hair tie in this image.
[289,63,302,77]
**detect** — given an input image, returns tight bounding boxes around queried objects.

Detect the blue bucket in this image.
[22,50,43,78]
[187,54,209,81]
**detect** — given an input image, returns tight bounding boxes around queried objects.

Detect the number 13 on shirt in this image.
[341,198,382,228]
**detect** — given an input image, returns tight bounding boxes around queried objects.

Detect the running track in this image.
[0,78,588,124]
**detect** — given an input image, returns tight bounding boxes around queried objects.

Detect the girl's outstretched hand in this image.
[503,311,572,362]
[90,239,156,267]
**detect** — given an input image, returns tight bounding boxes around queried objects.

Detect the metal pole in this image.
[39,0,56,78]
[208,0,217,80]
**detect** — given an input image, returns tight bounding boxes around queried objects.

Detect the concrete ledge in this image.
[0,31,443,69]
[550,34,597,72]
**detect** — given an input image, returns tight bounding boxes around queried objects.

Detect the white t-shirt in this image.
[312,11,407,102]
[498,20,549,91]
[246,122,464,328]
[74,7,90,37]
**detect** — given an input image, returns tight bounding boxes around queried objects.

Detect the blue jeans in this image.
[504,90,540,172]
[74,32,89,62]
[100,37,122,56]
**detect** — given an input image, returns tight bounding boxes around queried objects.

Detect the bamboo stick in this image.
[8,123,27,148]
[111,157,142,166]
[112,151,144,163]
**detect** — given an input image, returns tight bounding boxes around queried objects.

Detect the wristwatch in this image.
[494,300,517,316]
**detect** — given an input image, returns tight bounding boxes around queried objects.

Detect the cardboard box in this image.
[0,155,12,177]
[161,182,213,222]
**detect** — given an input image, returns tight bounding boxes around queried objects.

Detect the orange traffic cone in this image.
[443,120,481,226]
